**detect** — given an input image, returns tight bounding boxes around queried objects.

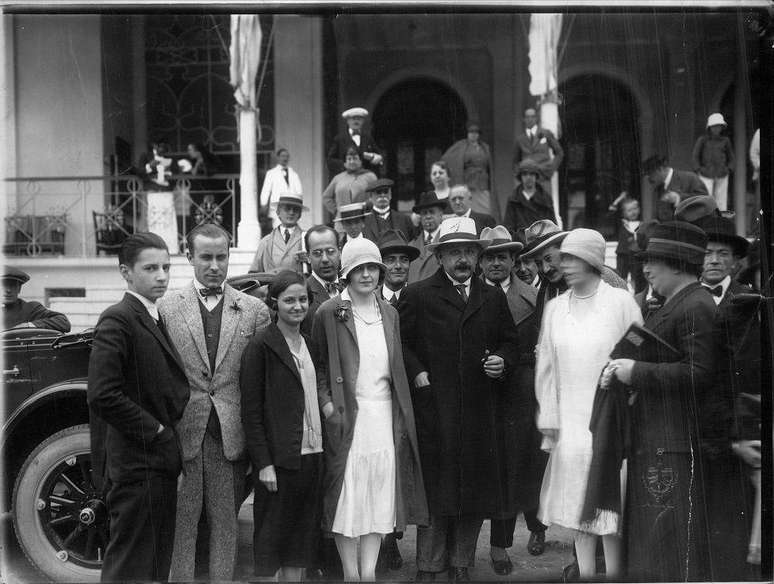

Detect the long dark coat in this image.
[488,275,546,518]
[399,268,519,516]
[312,294,428,532]
[625,282,716,581]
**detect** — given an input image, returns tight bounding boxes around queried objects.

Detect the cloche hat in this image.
[340,237,386,279]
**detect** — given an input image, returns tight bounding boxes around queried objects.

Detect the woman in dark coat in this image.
[240,271,323,580]
[607,221,715,581]
[313,238,428,581]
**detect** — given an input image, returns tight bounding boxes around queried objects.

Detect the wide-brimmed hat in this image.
[706,113,727,128]
[674,195,719,223]
[693,215,749,257]
[334,202,369,223]
[426,217,492,253]
[342,107,368,119]
[2,267,30,284]
[521,220,568,258]
[377,229,420,261]
[340,237,386,279]
[560,228,606,274]
[271,193,309,212]
[480,226,524,254]
[635,219,660,251]
[366,178,394,193]
[635,221,708,266]
[412,191,451,214]
[226,272,276,295]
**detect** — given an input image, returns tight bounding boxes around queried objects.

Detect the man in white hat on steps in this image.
[326,107,384,176]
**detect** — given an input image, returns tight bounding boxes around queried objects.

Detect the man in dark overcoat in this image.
[399,216,519,582]
[326,107,383,176]
[477,226,548,575]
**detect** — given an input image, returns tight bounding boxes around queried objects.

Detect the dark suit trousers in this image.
[101,474,177,582]
[417,513,483,571]
[490,509,546,548]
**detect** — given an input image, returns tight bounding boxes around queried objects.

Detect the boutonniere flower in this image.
[334,300,352,322]
[230,300,242,312]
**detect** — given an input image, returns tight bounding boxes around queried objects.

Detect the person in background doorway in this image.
[692,113,735,212]
[607,192,647,293]
[442,122,493,215]
[327,107,384,176]
[512,107,564,196]
[260,148,304,229]
[503,160,558,240]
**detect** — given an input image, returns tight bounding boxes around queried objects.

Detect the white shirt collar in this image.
[312,271,338,297]
[445,272,472,297]
[702,275,731,305]
[193,278,223,311]
[373,206,390,218]
[127,290,159,321]
[424,227,440,241]
[462,208,472,218]
[382,284,403,301]
[485,276,510,294]
[664,167,674,190]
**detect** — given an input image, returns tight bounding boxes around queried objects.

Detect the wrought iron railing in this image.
[3,174,240,257]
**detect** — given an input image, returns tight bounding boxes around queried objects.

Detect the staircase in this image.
[48,249,257,332]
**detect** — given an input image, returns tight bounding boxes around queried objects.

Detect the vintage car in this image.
[2,272,274,582]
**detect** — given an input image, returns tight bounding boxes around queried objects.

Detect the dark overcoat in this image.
[625,282,716,581]
[654,169,708,221]
[399,268,519,516]
[488,275,546,517]
[326,131,383,176]
[312,294,428,532]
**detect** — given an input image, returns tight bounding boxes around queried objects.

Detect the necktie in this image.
[325,281,339,295]
[424,232,432,246]
[455,284,468,303]
[703,284,723,298]
[283,228,291,244]
[351,129,360,136]
[389,294,398,307]
[282,168,289,185]
[199,286,222,298]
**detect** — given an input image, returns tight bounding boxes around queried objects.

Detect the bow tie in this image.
[199,286,223,298]
[703,284,724,298]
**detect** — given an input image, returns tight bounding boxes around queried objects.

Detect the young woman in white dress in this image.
[535,229,642,580]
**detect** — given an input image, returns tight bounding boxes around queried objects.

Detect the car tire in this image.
[12,424,105,583]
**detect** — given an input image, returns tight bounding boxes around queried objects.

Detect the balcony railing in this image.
[4,174,240,257]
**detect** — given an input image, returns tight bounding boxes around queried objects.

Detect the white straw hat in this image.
[426,216,491,253]
[340,237,386,279]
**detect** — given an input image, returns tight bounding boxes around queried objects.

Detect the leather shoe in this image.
[528,530,546,556]
[415,570,436,581]
[491,555,513,576]
[449,567,470,582]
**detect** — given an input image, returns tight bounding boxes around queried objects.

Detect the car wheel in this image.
[12,424,106,582]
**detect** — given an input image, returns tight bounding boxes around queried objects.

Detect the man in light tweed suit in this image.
[159,223,270,581]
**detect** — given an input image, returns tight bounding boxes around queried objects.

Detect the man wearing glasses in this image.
[302,225,342,334]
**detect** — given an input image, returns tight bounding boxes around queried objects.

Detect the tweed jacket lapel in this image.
[504,274,536,326]
[213,284,241,371]
[179,284,210,369]
[271,225,303,264]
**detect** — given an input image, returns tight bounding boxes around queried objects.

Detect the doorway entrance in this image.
[372,78,467,205]
[558,74,640,238]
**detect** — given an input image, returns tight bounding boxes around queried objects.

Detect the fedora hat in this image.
[426,217,492,253]
[635,219,660,251]
[366,178,394,192]
[636,221,708,266]
[517,159,542,176]
[480,226,524,254]
[693,215,749,257]
[674,195,719,224]
[377,229,420,261]
[334,202,369,223]
[2,266,30,284]
[226,272,276,295]
[271,193,309,212]
[412,191,451,214]
[521,220,568,258]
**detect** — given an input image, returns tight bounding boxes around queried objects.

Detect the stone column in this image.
[236,107,262,249]
[273,15,325,229]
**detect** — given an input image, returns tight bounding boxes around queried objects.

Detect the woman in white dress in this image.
[535,228,642,579]
[313,238,427,581]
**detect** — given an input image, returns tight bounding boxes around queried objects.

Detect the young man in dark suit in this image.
[302,225,342,335]
[87,232,190,582]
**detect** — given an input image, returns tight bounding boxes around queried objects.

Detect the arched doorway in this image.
[558,74,640,238]
[372,79,467,204]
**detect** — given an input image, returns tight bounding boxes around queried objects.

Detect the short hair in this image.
[186,223,230,254]
[267,270,309,311]
[620,196,640,211]
[345,147,360,159]
[642,155,668,174]
[431,160,448,172]
[449,184,471,198]
[305,224,339,251]
[276,148,289,157]
[119,232,168,267]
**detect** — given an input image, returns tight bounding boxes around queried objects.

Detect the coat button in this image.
[202,370,209,378]
[336,376,343,383]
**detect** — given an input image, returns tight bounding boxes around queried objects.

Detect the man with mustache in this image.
[399,217,519,582]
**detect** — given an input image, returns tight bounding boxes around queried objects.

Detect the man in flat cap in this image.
[362,178,415,243]
[503,160,558,240]
[326,107,383,176]
[2,267,70,332]
[513,108,564,195]
[399,216,519,582]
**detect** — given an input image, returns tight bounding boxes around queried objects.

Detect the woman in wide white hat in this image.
[312,238,428,581]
